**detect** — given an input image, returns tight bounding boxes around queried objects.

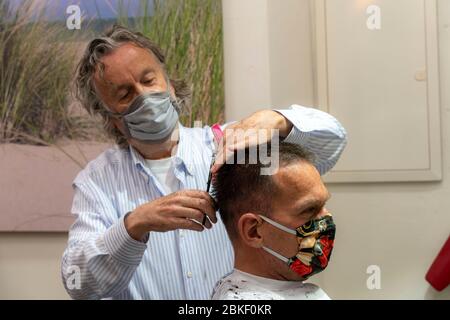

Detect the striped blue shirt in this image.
[61,105,347,300]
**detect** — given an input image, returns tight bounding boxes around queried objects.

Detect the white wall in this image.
[222,0,315,120]
[222,0,272,120]
[319,0,450,299]
[0,233,69,299]
[223,0,450,299]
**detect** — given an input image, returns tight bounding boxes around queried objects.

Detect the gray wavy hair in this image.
[74,24,191,148]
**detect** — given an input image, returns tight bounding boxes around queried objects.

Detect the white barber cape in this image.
[211,269,330,300]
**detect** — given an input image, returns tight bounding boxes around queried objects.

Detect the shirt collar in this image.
[128,123,195,176]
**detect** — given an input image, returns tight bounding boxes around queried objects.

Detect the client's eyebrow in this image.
[296,192,331,214]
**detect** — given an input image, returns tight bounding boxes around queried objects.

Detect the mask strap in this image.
[262,246,290,264]
[165,75,171,95]
[165,75,180,110]
[259,215,297,236]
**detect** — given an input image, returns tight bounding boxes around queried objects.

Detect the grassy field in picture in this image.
[0,0,225,146]
[128,0,225,126]
[0,0,87,145]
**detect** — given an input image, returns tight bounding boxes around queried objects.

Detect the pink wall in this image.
[0,142,112,232]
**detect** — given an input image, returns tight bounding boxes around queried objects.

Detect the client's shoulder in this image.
[211,270,278,300]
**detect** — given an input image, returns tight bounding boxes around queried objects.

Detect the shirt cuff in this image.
[273,108,309,145]
[103,213,148,266]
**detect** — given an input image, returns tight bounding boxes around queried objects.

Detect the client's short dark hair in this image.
[212,142,314,239]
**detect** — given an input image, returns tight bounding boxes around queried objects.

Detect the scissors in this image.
[203,123,223,226]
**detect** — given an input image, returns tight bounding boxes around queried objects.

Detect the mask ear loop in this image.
[258,215,297,264]
[103,106,133,139]
[259,215,297,236]
[261,246,290,264]
[164,74,181,112]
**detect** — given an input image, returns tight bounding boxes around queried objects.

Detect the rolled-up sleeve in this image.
[274,104,347,175]
[103,212,148,266]
[61,181,148,300]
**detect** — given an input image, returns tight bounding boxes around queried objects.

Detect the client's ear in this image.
[237,213,264,248]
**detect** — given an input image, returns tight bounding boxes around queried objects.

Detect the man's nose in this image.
[135,83,146,96]
[133,83,164,98]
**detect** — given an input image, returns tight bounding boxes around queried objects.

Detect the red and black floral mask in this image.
[259,214,336,280]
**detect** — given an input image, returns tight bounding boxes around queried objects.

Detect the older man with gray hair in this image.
[61,25,347,300]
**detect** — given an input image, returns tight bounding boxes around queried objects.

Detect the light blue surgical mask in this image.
[107,77,179,142]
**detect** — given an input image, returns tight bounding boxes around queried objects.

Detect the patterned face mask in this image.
[259,213,336,280]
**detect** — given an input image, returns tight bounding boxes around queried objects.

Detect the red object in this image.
[425,235,450,291]
[211,123,223,143]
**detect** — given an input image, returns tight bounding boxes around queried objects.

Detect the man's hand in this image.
[125,190,217,241]
[211,110,293,174]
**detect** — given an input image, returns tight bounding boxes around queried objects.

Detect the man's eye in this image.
[143,78,154,85]
[302,207,319,218]
[120,91,130,101]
